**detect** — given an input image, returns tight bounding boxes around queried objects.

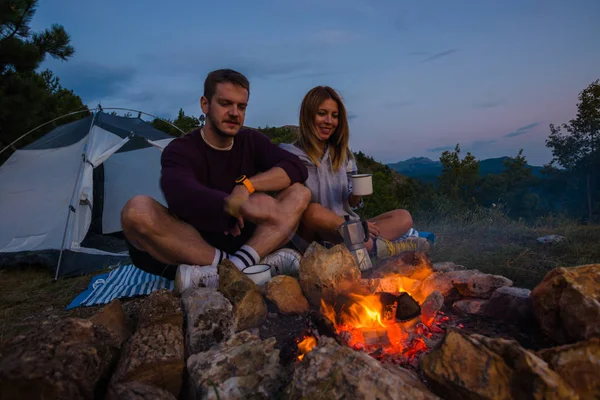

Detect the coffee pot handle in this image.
[362,220,369,242]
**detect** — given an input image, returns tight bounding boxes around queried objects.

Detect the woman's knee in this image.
[396,209,413,228]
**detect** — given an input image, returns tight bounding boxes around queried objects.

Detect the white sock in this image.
[212,249,229,267]
[228,245,260,271]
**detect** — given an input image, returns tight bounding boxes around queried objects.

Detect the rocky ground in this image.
[0,243,597,399]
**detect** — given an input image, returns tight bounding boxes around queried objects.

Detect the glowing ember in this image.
[320,289,444,363]
[297,335,317,361]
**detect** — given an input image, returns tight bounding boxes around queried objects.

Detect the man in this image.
[121,69,310,293]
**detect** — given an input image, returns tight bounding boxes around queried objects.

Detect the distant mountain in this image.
[388,156,544,184]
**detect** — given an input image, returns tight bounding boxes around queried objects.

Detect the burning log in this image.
[377,292,421,322]
[396,292,421,321]
[307,310,337,338]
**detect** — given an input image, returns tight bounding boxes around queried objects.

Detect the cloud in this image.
[516,122,540,131]
[348,113,358,121]
[427,145,455,152]
[57,63,137,100]
[471,139,497,148]
[504,122,541,138]
[422,49,460,63]
[475,99,503,109]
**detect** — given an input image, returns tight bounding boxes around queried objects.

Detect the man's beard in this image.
[206,111,238,138]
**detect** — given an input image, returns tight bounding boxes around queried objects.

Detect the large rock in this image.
[485,286,533,322]
[181,287,235,356]
[137,289,183,329]
[299,242,362,307]
[419,269,480,299]
[421,329,579,400]
[538,338,600,399]
[187,331,284,399]
[264,275,309,314]
[218,259,267,332]
[89,299,132,347]
[455,273,513,299]
[531,264,600,344]
[106,382,177,400]
[285,336,439,399]
[453,299,489,316]
[432,261,467,273]
[360,276,422,298]
[110,323,184,397]
[363,251,434,281]
[420,291,444,326]
[0,318,120,400]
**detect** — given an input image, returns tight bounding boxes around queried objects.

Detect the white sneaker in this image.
[174,264,218,295]
[260,248,302,276]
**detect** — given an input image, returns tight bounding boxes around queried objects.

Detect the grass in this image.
[0,208,598,348]
[0,265,106,348]
[419,208,600,289]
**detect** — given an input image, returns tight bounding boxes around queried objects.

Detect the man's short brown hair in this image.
[203,69,250,102]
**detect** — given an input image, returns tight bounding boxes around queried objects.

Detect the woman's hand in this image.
[367,221,380,238]
[349,193,362,207]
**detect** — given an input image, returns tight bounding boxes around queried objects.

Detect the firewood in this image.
[396,292,421,321]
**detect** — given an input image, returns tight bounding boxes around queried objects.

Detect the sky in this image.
[32,0,600,166]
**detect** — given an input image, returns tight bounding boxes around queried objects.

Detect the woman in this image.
[280,86,429,259]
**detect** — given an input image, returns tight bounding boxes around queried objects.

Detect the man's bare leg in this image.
[121,195,216,266]
[242,183,311,257]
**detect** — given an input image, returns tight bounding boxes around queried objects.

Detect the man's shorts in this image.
[126,222,257,280]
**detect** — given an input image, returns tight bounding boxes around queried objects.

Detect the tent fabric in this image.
[0,111,177,277]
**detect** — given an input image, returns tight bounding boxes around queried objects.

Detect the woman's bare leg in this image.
[300,203,345,243]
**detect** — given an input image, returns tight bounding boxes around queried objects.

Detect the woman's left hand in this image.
[367,221,380,238]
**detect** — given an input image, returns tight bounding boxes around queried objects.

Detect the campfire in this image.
[296,274,449,367]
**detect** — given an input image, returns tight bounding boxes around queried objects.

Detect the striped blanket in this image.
[66,264,173,309]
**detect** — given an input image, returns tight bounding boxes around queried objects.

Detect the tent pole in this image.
[0,108,92,156]
[54,112,99,280]
[0,107,185,156]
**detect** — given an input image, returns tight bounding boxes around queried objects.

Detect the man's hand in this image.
[239,193,278,224]
[224,184,251,236]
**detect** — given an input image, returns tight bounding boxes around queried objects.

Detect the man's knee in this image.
[291,183,311,207]
[121,195,159,236]
[283,183,311,214]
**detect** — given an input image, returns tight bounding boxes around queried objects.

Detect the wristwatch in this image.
[235,175,255,194]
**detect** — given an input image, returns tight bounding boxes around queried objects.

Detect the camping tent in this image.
[0,111,177,278]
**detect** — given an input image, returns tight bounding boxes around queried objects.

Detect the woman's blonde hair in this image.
[298,86,350,171]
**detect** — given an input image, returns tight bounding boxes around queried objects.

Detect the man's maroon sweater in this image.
[160,127,308,235]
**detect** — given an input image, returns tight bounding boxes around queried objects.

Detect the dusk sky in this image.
[33,0,600,166]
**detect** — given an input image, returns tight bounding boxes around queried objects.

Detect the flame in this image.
[342,293,388,329]
[297,335,317,361]
[319,287,437,362]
